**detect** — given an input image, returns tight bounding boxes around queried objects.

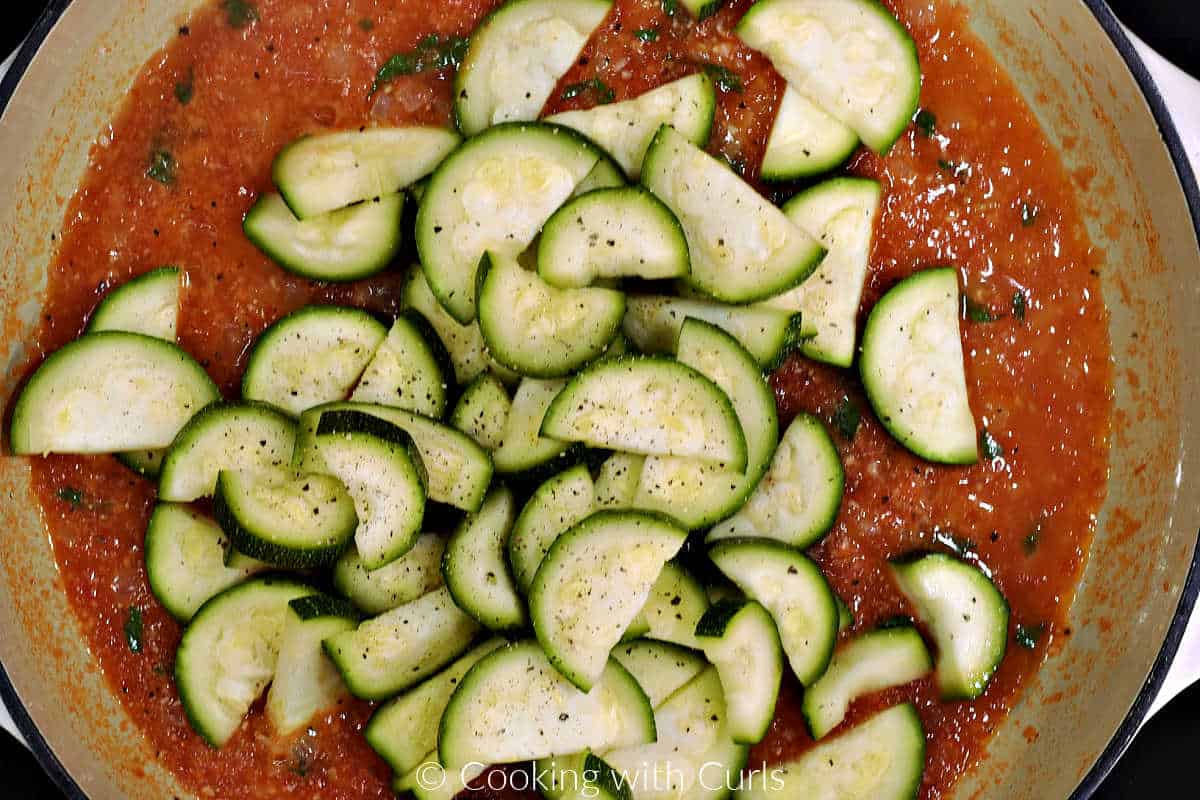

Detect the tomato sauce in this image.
[18,0,1111,798]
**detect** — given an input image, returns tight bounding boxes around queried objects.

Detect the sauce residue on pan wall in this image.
[19,1,1111,798]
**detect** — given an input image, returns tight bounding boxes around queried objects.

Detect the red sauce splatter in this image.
[18,0,1111,798]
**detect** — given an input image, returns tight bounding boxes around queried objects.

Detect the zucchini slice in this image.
[859,268,978,464]
[365,638,506,775]
[242,305,388,418]
[695,599,784,744]
[639,561,711,650]
[350,311,453,418]
[572,155,628,196]
[612,639,708,709]
[889,553,1009,700]
[624,294,805,369]
[594,452,645,510]
[157,402,297,503]
[477,251,626,378]
[86,266,180,341]
[454,0,613,135]
[265,594,358,736]
[314,411,428,569]
[530,511,688,690]
[9,332,219,455]
[450,373,511,450]
[243,193,405,282]
[175,577,314,747]
[735,703,926,800]
[117,448,167,479]
[547,73,716,178]
[213,469,358,569]
[761,86,860,182]
[538,752,629,800]
[603,666,748,800]
[295,402,493,513]
[633,319,779,529]
[709,539,839,686]
[507,464,596,594]
[542,357,747,471]
[273,127,460,219]
[402,268,493,385]
[333,534,445,615]
[762,176,882,367]
[492,377,577,480]
[641,125,825,303]
[801,625,932,739]
[323,586,481,701]
[442,486,525,633]
[144,503,269,622]
[538,187,690,288]
[707,412,842,548]
[735,0,921,155]
[416,122,603,323]
[438,641,656,773]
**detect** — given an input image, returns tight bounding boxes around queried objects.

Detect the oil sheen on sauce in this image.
[22,1,1112,798]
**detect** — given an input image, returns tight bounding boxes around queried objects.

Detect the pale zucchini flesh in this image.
[349,311,451,418]
[451,373,512,451]
[442,486,526,632]
[333,534,445,616]
[507,464,596,594]
[859,267,978,464]
[530,511,688,690]
[241,305,388,418]
[86,266,180,341]
[707,412,843,548]
[454,0,613,136]
[695,599,785,744]
[273,127,459,219]
[734,703,926,800]
[547,73,717,178]
[641,125,825,303]
[537,187,690,289]
[492,377,575,476]
[265,595,358,736]
[761,86,860,182]
[9,332,219,456]
[541,357,748,471]
[611,639,708,709]
[736,0,922,155]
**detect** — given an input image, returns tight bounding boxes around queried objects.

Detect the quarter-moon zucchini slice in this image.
[86,266,181,341]
[541,357,748,471]
[9,331,219,455]
[641,125,825,303]
[859,267,978,464]
[889,553,1009,700]
[454,0,613,136]
[736,0,921,155]
[546,73,716,178]
[273,127,459,219]
[530,511,688,690]
[442,486,526,633]
[761,86,860,182]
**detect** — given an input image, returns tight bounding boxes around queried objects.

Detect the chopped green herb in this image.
[1020,201,1040,227]
[221,0,258,29]
[371,34,470,94]
[561,78,616,105]
[358,18,375,31]
[914,109,936,137]
[934,530,976,557]
[1015,623,1045,649]
[56,486,85,508]
[634,28,660,42]
[1012,290,1027,321]
[832,396,861,440]
[124,606,144,654]
[877,614,915,630]
[662,0,678,17]
[174,70,194,105]
[1023,524,1042,554]
[701,62,743,93]
[147,150,175,185]
[963,296,998,323]
[980,429,1004,460]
